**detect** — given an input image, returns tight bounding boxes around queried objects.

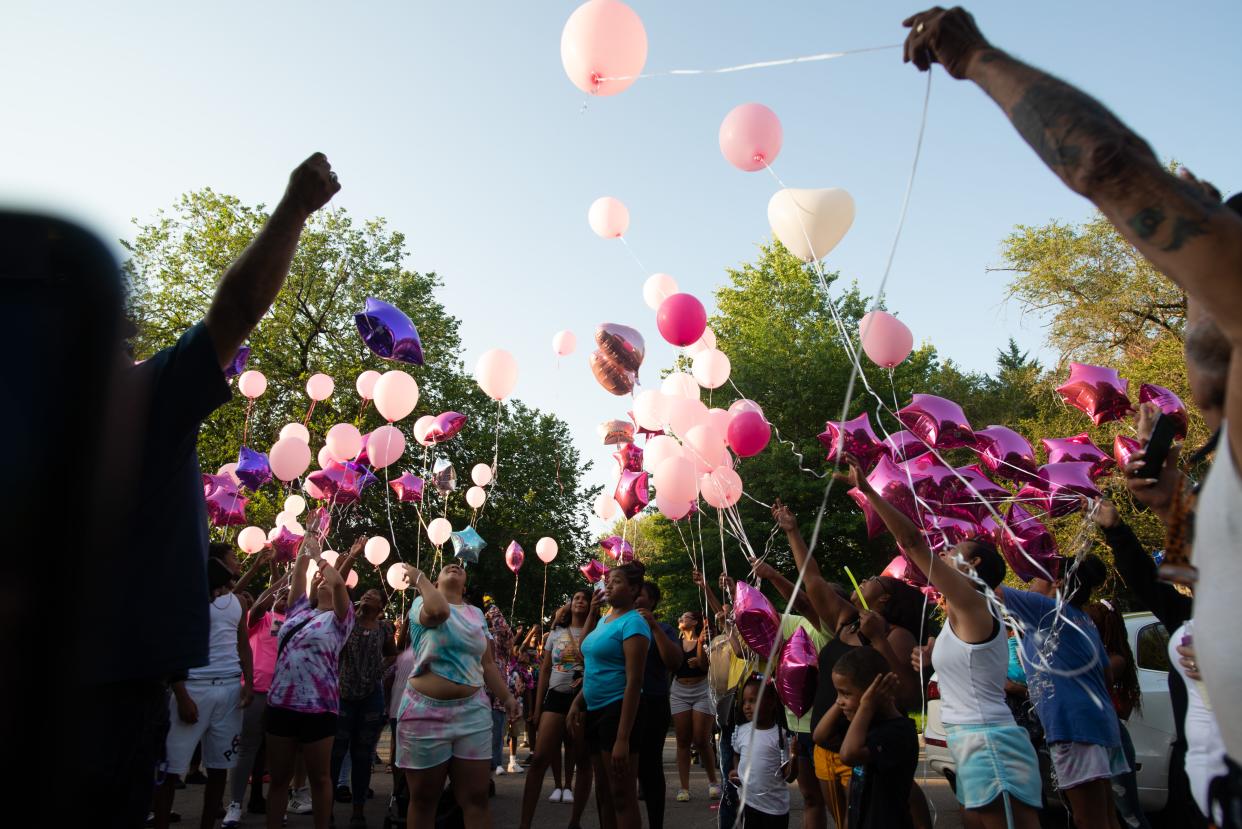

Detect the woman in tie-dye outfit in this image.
[394,561,520,829]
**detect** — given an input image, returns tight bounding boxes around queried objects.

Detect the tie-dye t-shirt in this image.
[268,593,354,714]
[406,596,488,689]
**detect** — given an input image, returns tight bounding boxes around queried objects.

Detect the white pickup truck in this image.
[923,612,1175,814]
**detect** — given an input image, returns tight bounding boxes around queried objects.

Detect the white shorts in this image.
[163,677,243,776]
[669,677,714,716]
[1049,741,1130,789]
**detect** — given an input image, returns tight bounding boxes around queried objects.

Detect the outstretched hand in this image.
[902,6,992,79]
[771,499,798,532]
[832,453,871,493]
[284,153,340,216]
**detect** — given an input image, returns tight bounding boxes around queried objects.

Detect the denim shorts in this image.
[945,722,1042,809]
[395,687,492,770]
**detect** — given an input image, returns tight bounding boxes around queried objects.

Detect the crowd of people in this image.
[42,5,1242,829]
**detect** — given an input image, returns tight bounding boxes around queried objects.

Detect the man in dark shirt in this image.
[635,581,681,829]
[81,153,341,827]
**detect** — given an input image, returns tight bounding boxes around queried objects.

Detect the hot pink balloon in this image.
[615,470,650,518]
[1113,435,1143,469]
[900,453,956,507]
[588,196,629,238]
[921,513,983,554]
[270,525,304,564]
[1041,433,1115,478]
[898,394,976,450]
[203,474,247,527]
[881,430,929,464]
[389,472,424,503]
[943,464,1012,522]
[269,437,311,482]
[734,581,780,656]
[656,293,707,347]
[701,465,743,509]
[306,373,334,402]
[881,554,926,587]
[600,535,635,563]
[859,310,914,368]
[614,442,644,473]
[719,103,783,172]
[552,330,577,357]
[847,455,922,538]
[1055,363,1131,426]
[1000,503,1061,582]
[727,410,771,458]
[308,461,377,506]
[818,412,887,467]
[560,0,647,96]
[368,424,406,469]
[345,571,359,589]
[505,541,525,574]
[1031,462,1102,517]
[973,425,1038,484]
[238,370,267,399]
[325,423,363,463]
[1139,383,1188,440]
[581,560,610,584]
[426,411,467,444]
[775,625,817,717]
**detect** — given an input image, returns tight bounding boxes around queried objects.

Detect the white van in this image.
[923,612,1174,813]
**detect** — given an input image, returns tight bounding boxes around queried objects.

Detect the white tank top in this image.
[188,592,243,679]
[932,613,1013,726]
[1169,623,1227,814]
[1190,423,1242,760]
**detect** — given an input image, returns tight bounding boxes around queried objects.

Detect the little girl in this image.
[730,676,796,829]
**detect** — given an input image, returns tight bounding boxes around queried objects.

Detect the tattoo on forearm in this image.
[1129,207,1165,240]
[1010,84,1087,171]
[1162,216,1208,252]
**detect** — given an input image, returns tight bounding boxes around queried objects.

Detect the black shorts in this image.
[543,688,575,716]
[636,694,671,751]
[265,704,337,743]
[585,700,635,754]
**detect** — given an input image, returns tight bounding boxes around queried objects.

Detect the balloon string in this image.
[617,236,649,276]
[541,564,548,627]
[726,377,828,479]
[595,43,902,83]
[242,398,254,447]
[303,400,316,427]
[511,570,519,628]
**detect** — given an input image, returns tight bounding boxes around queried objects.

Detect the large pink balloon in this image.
[413,415,436,447]
[632,389,667,431]
[656,491,693,520]
[1138,383,1188,440]
[719,103,783,172]
[368,425,406,469]
[594,492,620,520]
[536,537,559,564]
[973,425,1038,483]
[269,437,311,482]
[667,396,709,438]
[588,196,630,238]
[643,434,683,471]
[426,517,452,547]
[847,455,922,538]
[880,430,929,464]
[656,293,708,347]
[1041,433,1114,478]
[238,370,267,399]
[475,349,519,400]
[728,410,771,457]
[560,0,647,96]
[729,398,764,418]
[1055,363,1131,426]
[775,625,817,717]
[701,466,743,509]
[355,370,380,400]
[552,330,577,357]
[818,412,887,467]
[661,372,700,400]
[373,370,420,421]
[655,456,698,502]
[237,525,267,554]
[859,311,914,368]
[280,422,310,444]
[734,581,779,656]
[1000,504,1061,582]
[684,424,727,471]
[306,373,334,402]
[326,423,363,463]
[705,407,732,437]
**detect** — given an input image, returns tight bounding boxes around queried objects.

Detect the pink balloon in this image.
[356,370,380,400]
[306,373,334,402]
[238,370,267,399]
[643,273,679,310]
[475,348,519,400]
[719,103,783,172]
[316,445,333,469]
[655,456,697,503]
[859,311,914,368]
[1114,435,1143,469]
[667,396,709,438]
[1027,462,1102,517]
[727,410,771,458]
[413,415,436,447]
[1041,433,1114,478]
[269,437,311,482]
[505,541,525,574]
[373,370,420,421]
[280,422,310,444]
[345,570,359,589]
[705,407,732,437]
[973,425,1038,483]
[1055,363,1131,426]
[560,0,647,96]
[898,394,976,450]
[1000,503,1061,582]
[643,435,683,471]
[633,389,667,431]
[426,517,452,547]
[594,492,620,520]
[536,537,559,564]
[729,398,763,418]
[661,372,700,400]
[701,465,743,509]
[775,626,817,717]
[691,349,731,389]
[217,462,241,485]
[656,491,693,521]
[237,526,267,554]
[847,455,922,538]
[304,477,327,500]
[588,196,630,238]
[552,330,577,357]
[1138,383,1188,440]
[880,430,929,464]
[325,423,363,463]
[734,581,779,656]
[614,470,650,518]
[684,424,727,472]
[466,486,486,509]
[368,425,406,469]
[818,412,887,466]
[656,293,708,347]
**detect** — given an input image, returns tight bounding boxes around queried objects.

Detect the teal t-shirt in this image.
[582,609,651,710]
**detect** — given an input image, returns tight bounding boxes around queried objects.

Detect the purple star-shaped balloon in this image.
[224,346,251,380]
[389,472,425,503]
[235,446,272,491]
[354,297,424,365]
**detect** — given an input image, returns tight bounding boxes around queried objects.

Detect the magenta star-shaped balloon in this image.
[921,513,983,553]
[941,464,1012,522]
[600,535,635,563]
[1041,433,1114,478]
[897,394,976,449]
[972,425,1038,484]
[1113,435,1143,470]
[818,412,886,467]
[614,470,650,518]
[389,472,425,503]
[202,473,248,527]
[1139,383,1188,440]
[847,455,922,538]
[270,525,305,563]
[613,442,644,473]
[580,560,610,584]
[880,430,930,463]
[999,503,1061,582]
[1055,363,1131,426]
[899,453,955,508]
[1024,462,1102,517]
[427,411,467,444]
[307,461,377,505]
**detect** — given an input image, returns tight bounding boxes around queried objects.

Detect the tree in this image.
[125,190,596,624]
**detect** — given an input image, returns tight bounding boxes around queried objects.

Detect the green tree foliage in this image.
[125,190,597,625]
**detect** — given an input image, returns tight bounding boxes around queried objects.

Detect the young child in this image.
[729,676,796,829]
[823,646,918,829]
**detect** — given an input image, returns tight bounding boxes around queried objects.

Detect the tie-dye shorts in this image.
[395,686,492,770]
[944,722,1043,810]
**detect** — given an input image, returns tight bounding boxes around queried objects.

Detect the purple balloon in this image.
[1041,433,1115,478]
[897,394,976,449]
[389,472,425,503]
[1029,462,1102,517]
[999,503,1061,582]
[613,442,644,473]
[881,430,930,463]
[973,425,1038,484]
[224,346,250,380]
[1113,435,1143,470]
[270,525,304,563]
[505,541,525,574]
[600,535,635,563]
[848,455,923,538]
[202,473,247,526]
[355,297,424,365]
[1139,383,1188,440]
[235,446,272,491]
[818,412,887,467]
[734,581,780,657]
[427,411,467,444]
[775,626,818,718]
[1055,363,1131,426]
[580,560,610,584]
[614,470,650,518]
[307,461,377,505]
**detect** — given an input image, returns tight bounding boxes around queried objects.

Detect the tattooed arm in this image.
[900,8,1242,340]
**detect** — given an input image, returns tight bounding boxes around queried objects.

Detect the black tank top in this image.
[809,618,869,751]
[674,640,708,679]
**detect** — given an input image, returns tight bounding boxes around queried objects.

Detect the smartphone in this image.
[1140,414,1177,476]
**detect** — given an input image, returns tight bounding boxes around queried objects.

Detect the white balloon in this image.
[661,372,699,400]
[321,550,340,567]
[767,187,856,262]
[471,463,494,487]
[364,536,391,567]
[275,510,296,528]
[279,422,310,444]
[387,563,411,590]
[466,486,487,509]
[642,273,679,310]
[283,495,307,516]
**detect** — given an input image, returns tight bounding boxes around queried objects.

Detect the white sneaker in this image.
[548,788,563,803]
[708,784,722,799]
[287,788,314,815]
[495,764,506,775]
[507,758,523,774]
[222,802,243,828]
[561,788,574,804]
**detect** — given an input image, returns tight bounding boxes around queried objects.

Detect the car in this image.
[923,611,1173,815]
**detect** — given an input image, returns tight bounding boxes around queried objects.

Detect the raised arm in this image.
[248,572,291,628]
[233,548,273,595]
[291,543,314,602]
[692,569,724,616]
[336,536,366,584]
[753,559,823,632]
[204,154,341,370]
[1090,498,1192,629]
[317,561,351,623]
[401,565,449,627]
[773,501,852,631]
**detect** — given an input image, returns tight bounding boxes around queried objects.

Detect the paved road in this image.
[163,735,965,828]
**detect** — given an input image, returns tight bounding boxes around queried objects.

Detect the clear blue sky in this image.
[5,1,1240,508]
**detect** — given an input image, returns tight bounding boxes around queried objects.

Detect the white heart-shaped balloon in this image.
[767,187,856,262]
